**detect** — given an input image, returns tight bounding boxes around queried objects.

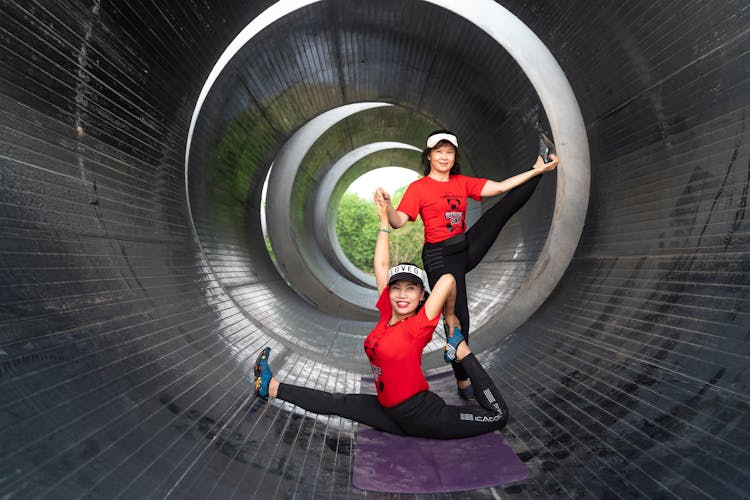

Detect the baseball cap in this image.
[387,263,429,291]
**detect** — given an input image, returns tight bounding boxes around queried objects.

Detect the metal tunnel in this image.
[1,1,748,498]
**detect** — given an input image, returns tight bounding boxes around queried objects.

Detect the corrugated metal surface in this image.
[1,0,748,498]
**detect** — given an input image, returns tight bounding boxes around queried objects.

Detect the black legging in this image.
[422,176,541,381]
[275,354,508,439]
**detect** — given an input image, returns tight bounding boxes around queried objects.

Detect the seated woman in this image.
[251,193,508,439]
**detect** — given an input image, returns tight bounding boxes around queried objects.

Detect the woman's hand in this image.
[533,153,559,173]
[375,187,392,203]
[374,190,390,224]
[373,191,392,294]
[443,313,461,337]
[375,187,409,228]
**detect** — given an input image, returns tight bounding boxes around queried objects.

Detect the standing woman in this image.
[250,194,509,439]
[377,129,558,399]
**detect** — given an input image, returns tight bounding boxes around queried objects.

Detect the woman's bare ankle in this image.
[269,377,280,398]
[455,340,471,361]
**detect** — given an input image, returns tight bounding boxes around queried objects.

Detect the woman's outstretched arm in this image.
[375,187,409,228]
[374,192,392,295]
[423,273,456,322]
[442,279,460,333]
[480,154,558,197]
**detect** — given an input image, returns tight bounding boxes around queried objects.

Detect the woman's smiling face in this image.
[427,143,456,174]
[389,280,425,316]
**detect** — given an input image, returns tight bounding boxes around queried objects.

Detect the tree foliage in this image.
[336,186,425,275]
[336,193,380,273]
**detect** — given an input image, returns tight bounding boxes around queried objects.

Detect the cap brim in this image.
[388,272,424,286]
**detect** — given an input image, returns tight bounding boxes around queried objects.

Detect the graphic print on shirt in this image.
[364,343,384,393]
[444,196,464,232]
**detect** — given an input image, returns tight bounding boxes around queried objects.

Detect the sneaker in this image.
[253,347,272,398]
[457,384,475,401]
[444,326,464,363]
[538,131,556,163]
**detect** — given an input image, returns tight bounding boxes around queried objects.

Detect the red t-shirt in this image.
[397,174,488,243]
[363,287,439,407]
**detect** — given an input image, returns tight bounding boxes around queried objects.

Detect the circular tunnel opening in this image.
[336,166,421,276]
[184,0,589,359]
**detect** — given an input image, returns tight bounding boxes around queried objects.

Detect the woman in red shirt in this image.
[377,130,558,399]
[251,195,508,438]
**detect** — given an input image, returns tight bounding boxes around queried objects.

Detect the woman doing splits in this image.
[376,129,558,399]
[251,194,508,439]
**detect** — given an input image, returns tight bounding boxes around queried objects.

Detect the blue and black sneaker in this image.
[444,326,465,363]
[253,347,272,398]
[538,131,556,163]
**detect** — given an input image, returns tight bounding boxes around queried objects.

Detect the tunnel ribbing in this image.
[1,1,748,498]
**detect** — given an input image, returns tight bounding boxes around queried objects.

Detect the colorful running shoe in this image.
[253,347,272,398]
[538,131,556,163]
[444,326,464,363]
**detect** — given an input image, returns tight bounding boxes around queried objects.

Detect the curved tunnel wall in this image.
[1,1,749,498]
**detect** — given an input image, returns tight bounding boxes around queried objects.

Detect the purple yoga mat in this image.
[352,429,528,493]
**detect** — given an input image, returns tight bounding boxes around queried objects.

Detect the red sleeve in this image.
[395,181,420,221]
[411,305,440,343]
[376,286,392,321]
[464,175,488,201]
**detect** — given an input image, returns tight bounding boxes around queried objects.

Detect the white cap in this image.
[426,132,458,149]
[387,264,430,292]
